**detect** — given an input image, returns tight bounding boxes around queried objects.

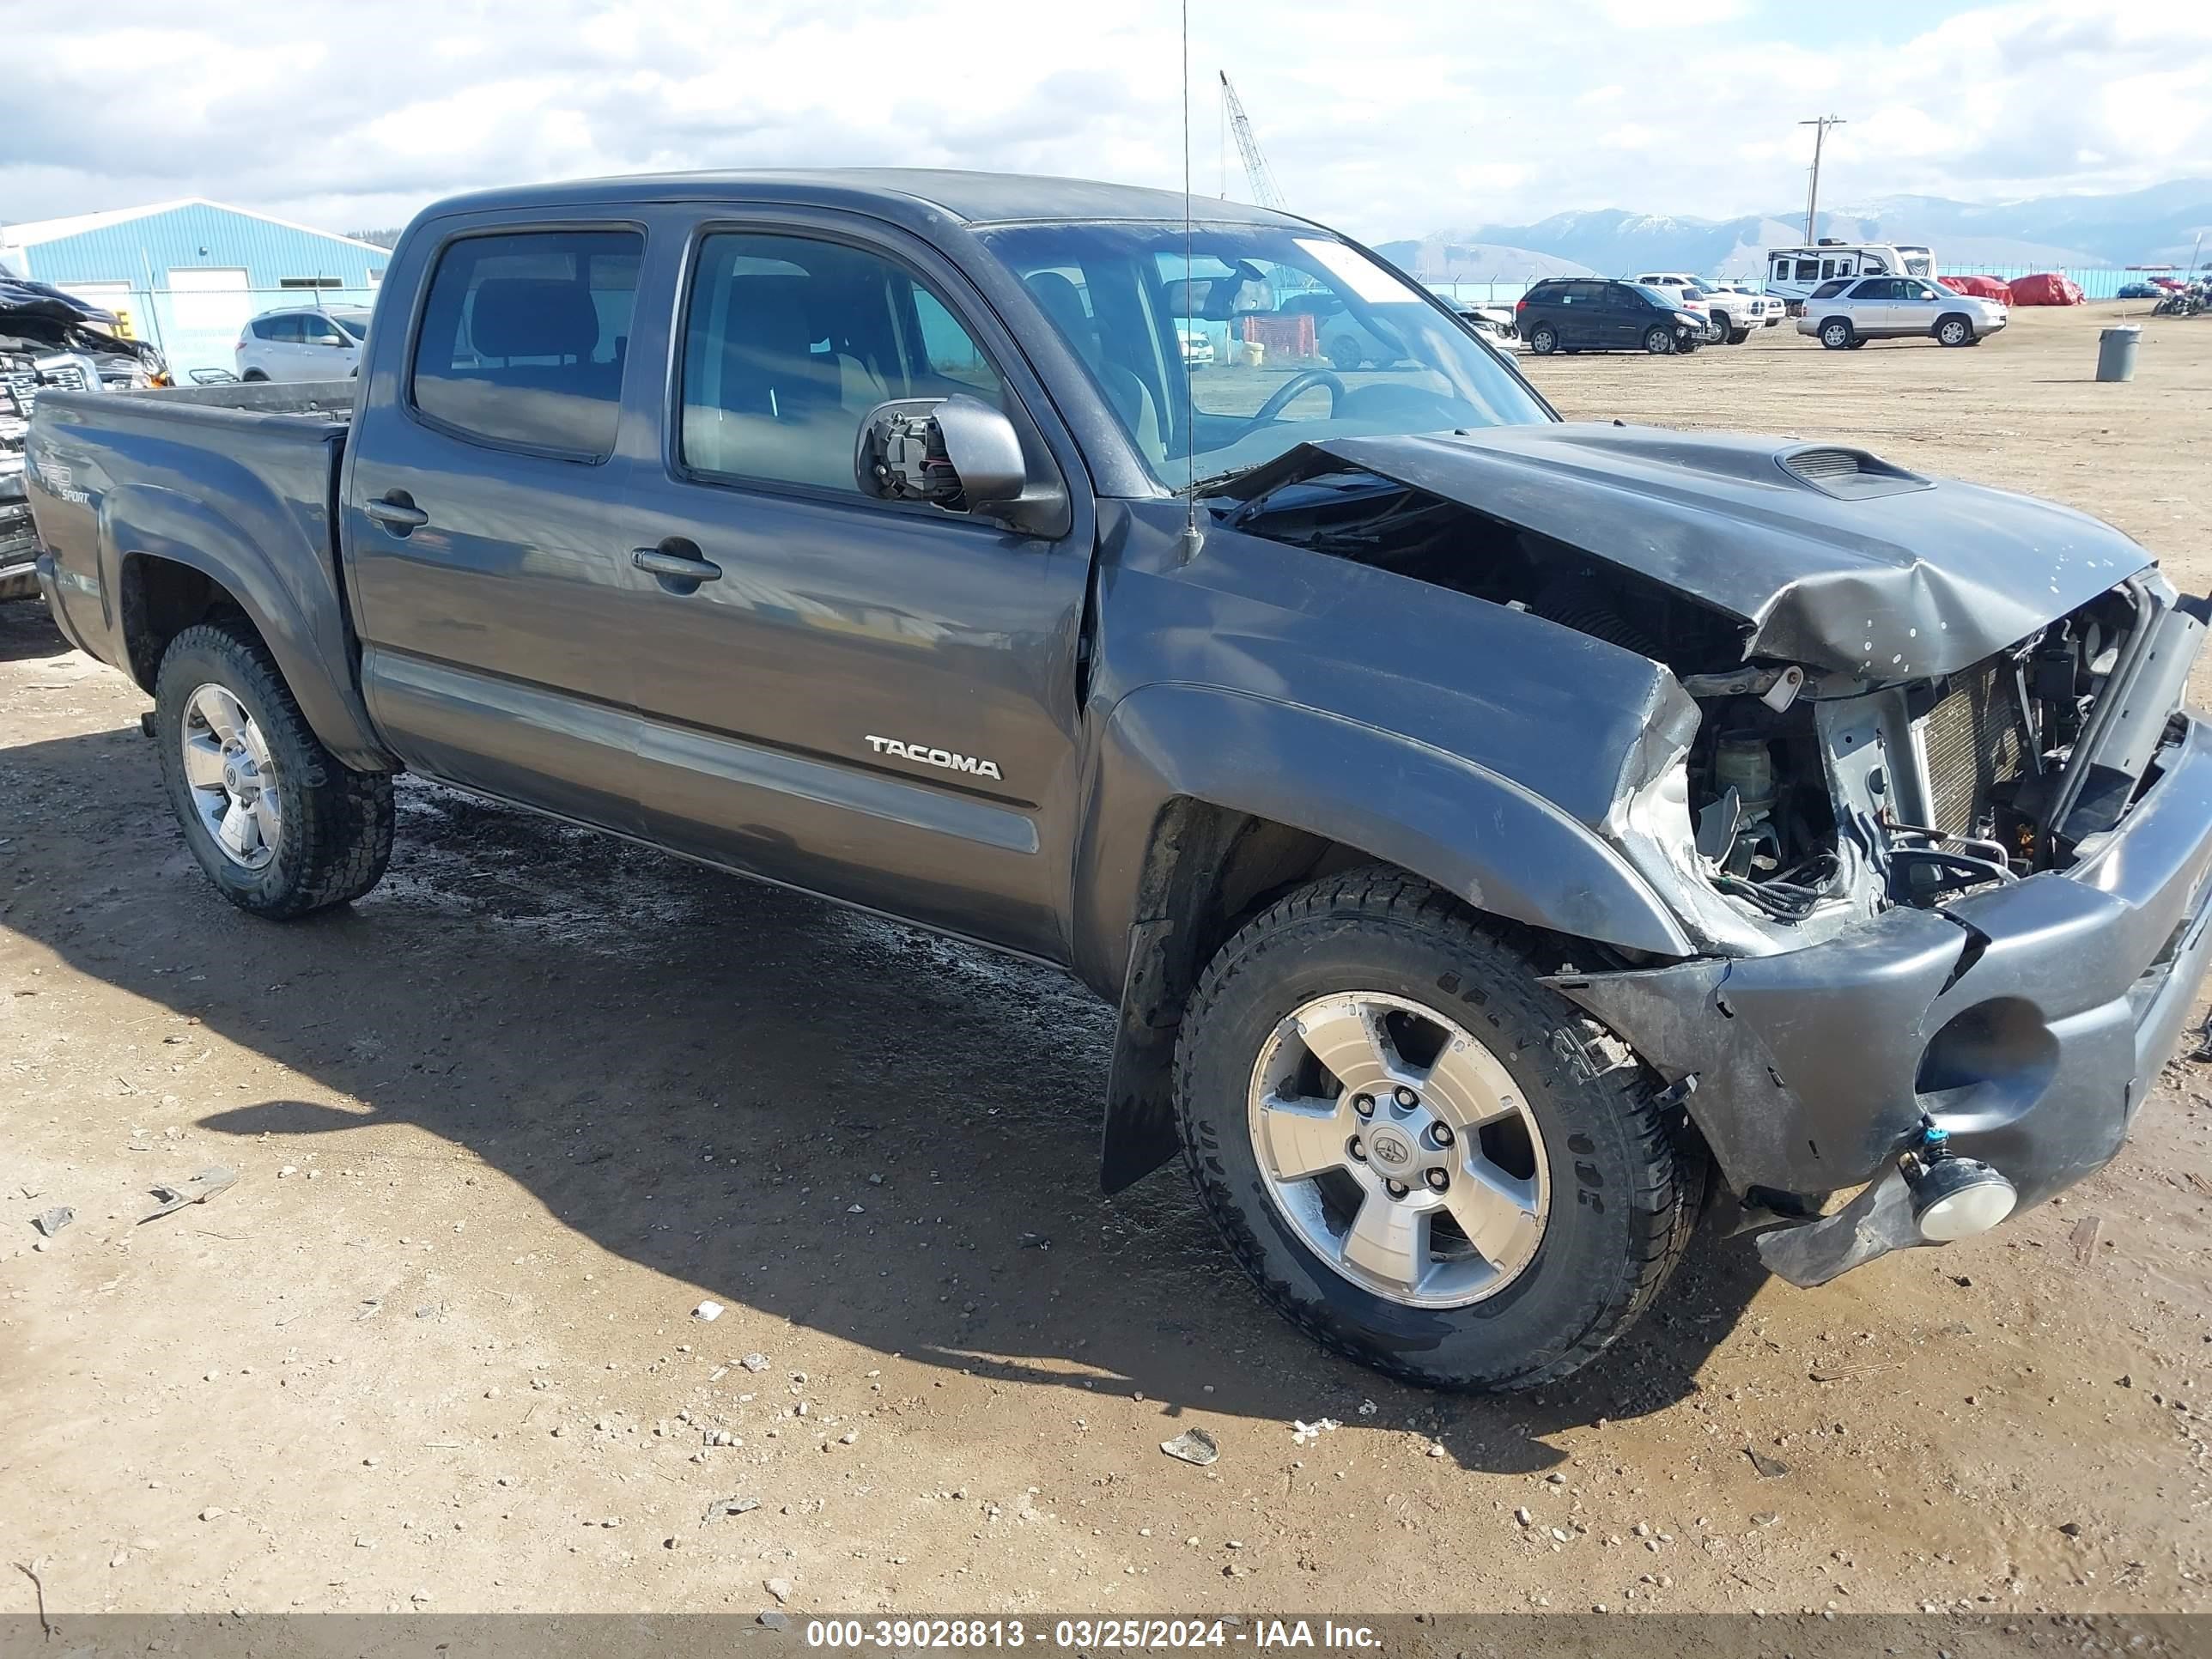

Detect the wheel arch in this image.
[100,484,392,770]
[1077,686,1694,1192]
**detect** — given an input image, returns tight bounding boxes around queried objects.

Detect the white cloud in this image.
[1,0,2208,241]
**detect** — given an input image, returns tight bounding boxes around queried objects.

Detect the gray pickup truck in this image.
[27,170,2212,1390]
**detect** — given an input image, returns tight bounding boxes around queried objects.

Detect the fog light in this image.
[1901,1146,2017,1243]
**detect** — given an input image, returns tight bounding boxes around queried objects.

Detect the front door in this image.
[1892,278,1944,337]
[615,214,1094,957]
[344,222,652,831]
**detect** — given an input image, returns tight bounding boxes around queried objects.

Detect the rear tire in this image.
[154,617,394,919]
[1326,337,1364,372]
[1644,325,1674,355]
[1727,328,1751,345]
[240,369,268,383]
[1175,869,1703,1391]
[1819,319,1854,349]
[1528,324,1559,356]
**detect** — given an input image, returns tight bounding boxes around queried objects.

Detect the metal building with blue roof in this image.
[0,198,392,375]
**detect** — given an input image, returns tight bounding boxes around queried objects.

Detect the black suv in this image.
[1515,279,1707,356]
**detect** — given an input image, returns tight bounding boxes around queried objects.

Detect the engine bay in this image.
[1226,464,2194,938]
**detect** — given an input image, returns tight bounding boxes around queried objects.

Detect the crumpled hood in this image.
[1292,423,2154,678]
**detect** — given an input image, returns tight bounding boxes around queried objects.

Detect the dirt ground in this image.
[7,302,2212,1621]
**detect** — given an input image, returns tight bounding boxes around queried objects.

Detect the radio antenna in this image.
[1177,0,1202,557]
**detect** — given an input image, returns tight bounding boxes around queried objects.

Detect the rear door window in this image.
[410,228,643,459]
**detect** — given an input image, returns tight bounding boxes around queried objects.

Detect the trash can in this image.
[2096,325,2141,383]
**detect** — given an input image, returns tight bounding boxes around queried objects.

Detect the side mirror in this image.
[854,393,1061,533]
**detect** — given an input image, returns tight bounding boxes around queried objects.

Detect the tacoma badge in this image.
[865,735,1003,781]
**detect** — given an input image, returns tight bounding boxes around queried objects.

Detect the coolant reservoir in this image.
[1714,732,1777,819]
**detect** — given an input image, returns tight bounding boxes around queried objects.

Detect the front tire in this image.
[1936,314,1973,346]
[1175,870,1702,1391]
[1643,325,1674,355]
[154,617,395,919]
[1326,337,1364,372]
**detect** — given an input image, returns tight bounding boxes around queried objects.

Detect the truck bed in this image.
[25,378,385,766]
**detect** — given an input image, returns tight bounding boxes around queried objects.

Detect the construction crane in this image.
[1218,71,1285,211]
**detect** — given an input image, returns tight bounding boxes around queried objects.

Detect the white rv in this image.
[1763,241,1935,307]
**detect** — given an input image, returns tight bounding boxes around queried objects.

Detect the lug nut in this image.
[1431,1123,1455,1148]
[1393,1086,1419,1108]
[1425,1169,1449,1192]
[1384,1179,1409,1199]
[1352,1095,1375,1118]
[1346,1138,1366,1162]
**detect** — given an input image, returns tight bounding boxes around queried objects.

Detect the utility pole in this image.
[1799,115,1846,245]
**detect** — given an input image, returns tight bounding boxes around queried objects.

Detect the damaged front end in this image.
[1222,426,2212,1285]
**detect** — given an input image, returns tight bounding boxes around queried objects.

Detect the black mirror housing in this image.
[854,394,1064,536]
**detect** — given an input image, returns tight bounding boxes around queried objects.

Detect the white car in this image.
[1453,303,1519,342]
[235,305,371,382]
[1178,326,1215,368]
[1627,273,1760,344]
[1795,275,2007,349]
[1706,283,1785,331]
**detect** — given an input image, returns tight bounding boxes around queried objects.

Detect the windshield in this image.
[331,311,371,341]
[1630,285,1679,308]
[975,222,1548,489]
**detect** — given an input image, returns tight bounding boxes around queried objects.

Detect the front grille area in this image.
[1923,662,2026,837]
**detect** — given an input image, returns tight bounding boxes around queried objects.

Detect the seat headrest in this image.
[471,279,601,362]
[1026,271,1105,365]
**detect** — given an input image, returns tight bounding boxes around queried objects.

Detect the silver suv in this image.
[1796,276,2005,349]
[235,306,371,382]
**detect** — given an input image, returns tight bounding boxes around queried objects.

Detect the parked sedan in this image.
[235,306,371,382]
[1797,276,2005,349]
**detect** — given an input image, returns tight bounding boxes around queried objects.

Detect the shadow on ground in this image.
[3,629,1765,1469]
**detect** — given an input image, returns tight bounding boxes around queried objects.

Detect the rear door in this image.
[1851,277,1902,333]
[612,208,1095,956]
[1553,281,1603,347]
[258,313,306,380]
[343,220,652,830]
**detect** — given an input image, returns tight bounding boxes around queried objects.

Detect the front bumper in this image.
[0,499,38,600]
[1552,709,2212,1282]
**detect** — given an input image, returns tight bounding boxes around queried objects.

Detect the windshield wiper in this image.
[1181,465,1259,498]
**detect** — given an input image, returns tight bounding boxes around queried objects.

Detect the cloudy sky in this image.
[5,0,2209,241]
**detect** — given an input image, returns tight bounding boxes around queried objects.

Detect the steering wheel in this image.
[1240,368,1345,434]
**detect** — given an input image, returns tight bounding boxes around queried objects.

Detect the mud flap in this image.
[1100,916,1183,1193]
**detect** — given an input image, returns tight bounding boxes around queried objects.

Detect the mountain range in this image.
[1376,179,2212,281]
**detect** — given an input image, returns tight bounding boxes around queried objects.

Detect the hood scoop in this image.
[1777,444,1932,501]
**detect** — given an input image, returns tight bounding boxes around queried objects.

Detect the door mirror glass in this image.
[855,394,1044,530]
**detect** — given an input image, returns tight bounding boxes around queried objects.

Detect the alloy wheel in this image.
[1246,990,1549,1308]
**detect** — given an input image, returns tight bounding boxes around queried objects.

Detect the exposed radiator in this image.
[1923,662,2026,837]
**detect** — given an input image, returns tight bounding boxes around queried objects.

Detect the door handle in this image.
[633,547,722,583]
[365,496,429,532]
